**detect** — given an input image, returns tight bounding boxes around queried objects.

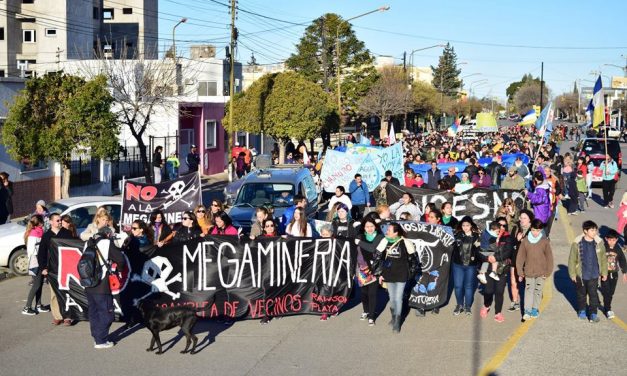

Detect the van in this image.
[225,166,319,234]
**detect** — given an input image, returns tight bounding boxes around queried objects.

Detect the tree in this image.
[431,43,462,96]
[514,81,550,114]
[80,46,181,182]
[286,13,378,119]
[2,73,117,197]
[556,92,579,120]
[411,80,439,116]
[506,73,541,104]
[358,67,413,136]
[224,72,336,162]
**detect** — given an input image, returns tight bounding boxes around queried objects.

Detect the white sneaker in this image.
[607,310,616,319]
[368,319,375,326]
[360,312,368,321]
[489,272,500,281]
[94,341,114,349]
[477,273,487,284]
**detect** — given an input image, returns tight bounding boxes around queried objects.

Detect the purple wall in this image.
[179,103,226,176]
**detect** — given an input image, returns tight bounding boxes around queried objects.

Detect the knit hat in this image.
[36,200,46,208]
[508,166,517,174]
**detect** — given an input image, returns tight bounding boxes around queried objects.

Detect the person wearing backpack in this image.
[23,213,72,316]
[81,227,126,349]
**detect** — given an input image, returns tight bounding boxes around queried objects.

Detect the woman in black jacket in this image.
[171,211,202,243]
[331,203,356,239]
[451,216,480,316]
[373,222,419,333]
[354,217,386,326]
[479,217,514,323]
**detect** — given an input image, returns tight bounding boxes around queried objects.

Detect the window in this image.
[0,28,4,40]
[103,8,114,20]
[19,157,48,173]
[205,120,217,149]
[22,0,35,3]
[23,30,36,43]
[0,70,5,77]
[123,8,133,14]
[125,41,133,48]
[45,28,56,37]
[93,7,99,19]
[197,81,217,96]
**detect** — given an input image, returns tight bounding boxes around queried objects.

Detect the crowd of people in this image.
[16,122,627,346]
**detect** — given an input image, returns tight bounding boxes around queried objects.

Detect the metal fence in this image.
[68,144,147,193]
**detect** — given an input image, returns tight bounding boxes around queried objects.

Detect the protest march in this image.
[16,110,626,352]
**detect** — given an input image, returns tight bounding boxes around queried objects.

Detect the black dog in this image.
[137,302,199,355]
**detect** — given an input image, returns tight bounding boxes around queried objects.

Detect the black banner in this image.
[121,173,202,225]
[389,222,455,310]
[386,185,525,230]
[49,236,357,321]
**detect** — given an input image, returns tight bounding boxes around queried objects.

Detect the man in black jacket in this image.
[426,161,441,190]
[384,170,400,186]
[23,213,72,316]
[85,227,126,349]
[487,154,507,189]
[186,144,200,173]
[442,166,460,188]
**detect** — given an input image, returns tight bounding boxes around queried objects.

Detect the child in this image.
[478,221,502,284]
[575,171,588,212]
[568,220,608,323]
[516,219,554,320]
[601,230,627,319]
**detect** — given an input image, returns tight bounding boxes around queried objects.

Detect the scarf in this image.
[365,232,377,242]
[527,231,543,244]
[442,215,452,225]
[488,229,499,238]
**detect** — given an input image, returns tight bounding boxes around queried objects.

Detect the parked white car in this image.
[0,197,122,276]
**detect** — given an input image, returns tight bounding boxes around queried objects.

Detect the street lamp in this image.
[408,44,446,82]
[336,6,390,116]
[172,17,187,58]
[461,73,480,90]
[604,63,627,77]
[469,79,488,96]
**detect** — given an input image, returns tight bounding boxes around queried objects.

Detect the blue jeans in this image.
[386,282,406,315]
[452,263,477,308]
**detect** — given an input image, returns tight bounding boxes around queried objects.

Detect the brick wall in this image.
[11,176,61,217]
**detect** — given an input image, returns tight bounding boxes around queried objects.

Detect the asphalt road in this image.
[0,137,626,375]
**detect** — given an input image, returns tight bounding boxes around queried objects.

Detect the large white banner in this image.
[320,143,404,193]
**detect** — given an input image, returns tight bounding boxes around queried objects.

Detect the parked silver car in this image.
[0,197,121,276]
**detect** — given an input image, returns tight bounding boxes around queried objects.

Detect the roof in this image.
[241,167,309,184]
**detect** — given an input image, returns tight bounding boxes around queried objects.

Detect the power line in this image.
[352,25,627,50]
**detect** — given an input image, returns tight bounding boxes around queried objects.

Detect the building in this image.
[0,77,61,216]
[36,43,242,177]
[0,0,158,78]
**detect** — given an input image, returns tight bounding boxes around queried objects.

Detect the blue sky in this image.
[159,0,627,102]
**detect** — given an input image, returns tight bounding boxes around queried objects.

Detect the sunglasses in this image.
[499,223,507,227]
[182,217,191,220]
[265,224,275,228]
[196,209,206,213]
[131,227,140,230]
[211,204,220,207]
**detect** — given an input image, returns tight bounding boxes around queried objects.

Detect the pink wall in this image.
[180,103,226,176]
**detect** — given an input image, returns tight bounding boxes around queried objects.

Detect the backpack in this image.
[77,236,108,288]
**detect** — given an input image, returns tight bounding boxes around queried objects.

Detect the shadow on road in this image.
[554,264,577,312]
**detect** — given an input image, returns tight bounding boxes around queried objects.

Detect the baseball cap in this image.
[191,144,197,148]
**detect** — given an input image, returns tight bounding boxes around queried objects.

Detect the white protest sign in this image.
[320,143,404,192]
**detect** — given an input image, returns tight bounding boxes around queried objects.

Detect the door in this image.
[179,129,195,174]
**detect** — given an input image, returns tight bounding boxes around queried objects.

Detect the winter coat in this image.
[568,234,608,280]
[487,162,507,186]
[501,175,525,190]
[471,174,492,188]
[516,235,554,278]
[452,232,479,266]
[527,181,551,223]
[426,169,441,189]
[389,201,422,220]
[348,180,369,206]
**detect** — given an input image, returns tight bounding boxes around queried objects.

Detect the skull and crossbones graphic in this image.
[131,256,183,305]
[161,180,199,210]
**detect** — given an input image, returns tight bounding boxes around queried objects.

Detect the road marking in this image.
[478,206,566,376]
[611,317,627,331]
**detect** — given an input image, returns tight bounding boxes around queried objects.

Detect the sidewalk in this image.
[489,206,627,375]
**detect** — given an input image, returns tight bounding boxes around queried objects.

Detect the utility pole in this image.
[540,62,544,109]
[228,0,237,177]
[321,19,328,89]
